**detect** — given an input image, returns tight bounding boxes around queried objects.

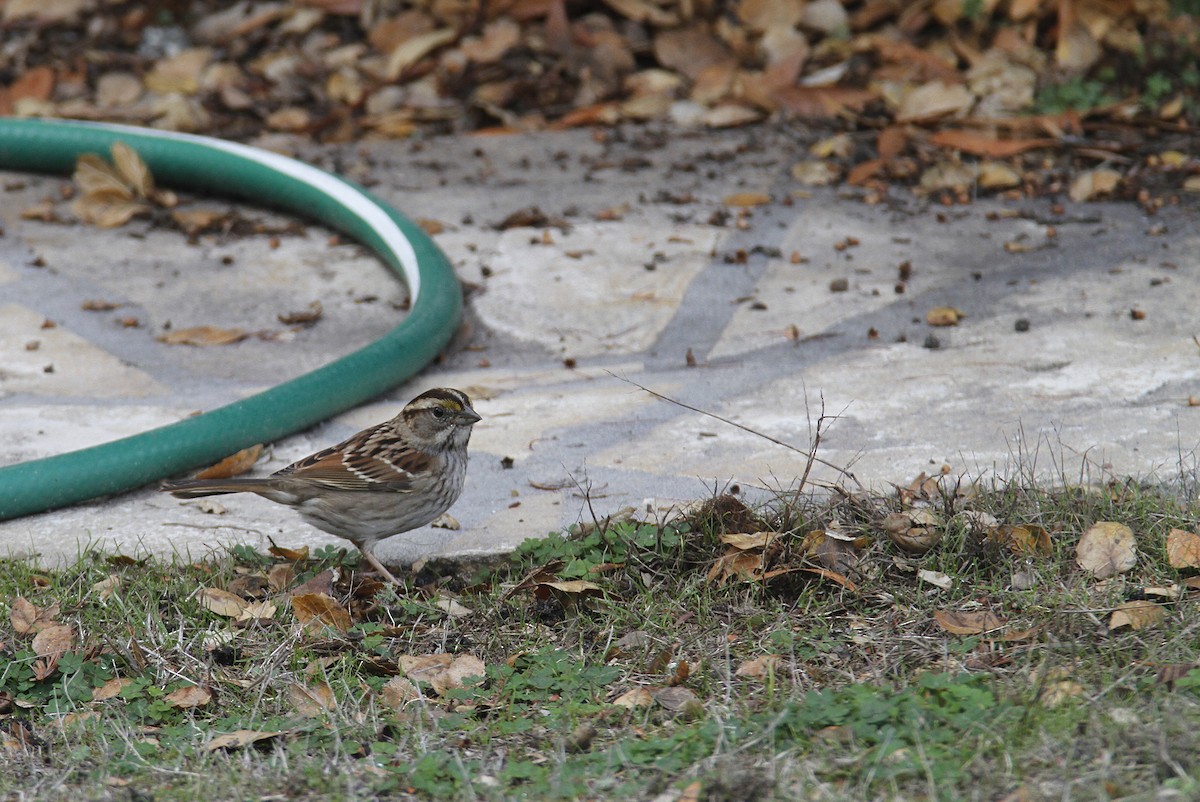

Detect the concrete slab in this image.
[1,125,1198,570]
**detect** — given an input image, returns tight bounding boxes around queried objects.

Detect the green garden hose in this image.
[0,118,461,519]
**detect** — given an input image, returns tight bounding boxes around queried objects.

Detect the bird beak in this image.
[459,406,482,424]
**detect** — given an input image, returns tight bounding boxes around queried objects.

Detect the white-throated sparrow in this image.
[161,387,481,584]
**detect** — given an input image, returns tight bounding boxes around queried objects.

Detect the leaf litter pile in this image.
[1,0,1198,207]
[6,473,1200,798]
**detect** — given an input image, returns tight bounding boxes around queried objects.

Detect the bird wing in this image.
[274,432,432,492]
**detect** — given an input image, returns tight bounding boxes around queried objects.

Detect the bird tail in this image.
[160,478,274,499]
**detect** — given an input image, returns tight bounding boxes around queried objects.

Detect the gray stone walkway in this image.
[2,126,1199,569]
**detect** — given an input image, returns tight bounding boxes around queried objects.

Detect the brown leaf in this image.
[705,550,763,584]
[268,563,298,592]
[1167,528,1200,569]
[1068,168,1122,202]
[990,524,1052,557]
[74,154,132,199]
[198,587,249,618]
[165,685,212,709]
[978,161,1023,190]
[194,444,262,480]
[1056,20,1100,71]
[269,544,311,562]
[790,566,859,591]
[734,654,781,679]
[459,18,521,64]
[1040,679,1084,708]
[603,0,679,25]
[881,510,943,554]
[929,130,1057,158]
[72,193,150,228]
[926,306,965,326]
[93,677,134,701]
[111,142,154,198]
[431,655,486,695]
[386,28,456,80]
[144,48,212,95]
[171,209,229,236]
[205,729,284,751]
[537,579,604,596]
[723,192,772,208]
[380,676,420,708]
[0,65,55,114]
[1109,600,1165,632]
[291,593,352,634]
[651,686,699,711]
[918,569,953,590]
[10,597,59,634]
[933,609,1006,635]
[239,600,277,622]
[288,682,335,716]
[90,574,122,600]
[157,326,248,346]
[32,624,74,659]
[612,687,655,708]
[289,569,335,597]
[81,299,122,311]
[398,653,486,696]
[720,531,780,550]
[896,81,974,123]
[1076,522,1137,579]
[20,199,62,223]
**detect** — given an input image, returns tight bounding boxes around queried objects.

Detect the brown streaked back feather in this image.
[272,427,430,492]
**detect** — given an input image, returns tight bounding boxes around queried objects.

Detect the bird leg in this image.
[360,549,403,586]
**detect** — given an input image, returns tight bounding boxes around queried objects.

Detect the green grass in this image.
[4,477,1200,800]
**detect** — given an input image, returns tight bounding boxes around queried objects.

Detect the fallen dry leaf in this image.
[32,624,74,659]
[165,685,212,709]
[194,444,263,480]
[398,653,486,696]
[722,191,772,207]
[278,301,323,327]
[198,587,249,618]
[269,544,311,562]
[288,681,335,716]
[172,208,229,236]
[734,654,781,679]
[380,676,420,708]
[1166,528,1200,570]
[896,81,974,123]
[93,677,134,701]
[291,593,352,634]
[1068,168,1122,202]
[10,597,60,634]
[111,142,154,198]
[1076,522,1137,579]
[612,687,655,708]
[929,130,1057,158]
[933,609,1005,635]
[205,729,284,751]
[158,326,248,346]
[1109,600,1166,632]
[918,569,953,590]
[720,531,780,550]
[652,686,700,712]
[1040,679,1085,708]
[989,524,1052,557]
[90,573,122,601]
[926,306,965,326]
[881,510,943,554]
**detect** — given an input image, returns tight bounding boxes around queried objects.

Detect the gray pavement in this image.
[2,125,1199,570]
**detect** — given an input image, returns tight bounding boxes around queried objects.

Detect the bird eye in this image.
[432,407,446,418]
